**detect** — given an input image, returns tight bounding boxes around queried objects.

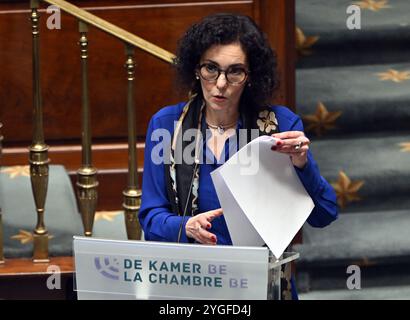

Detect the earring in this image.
[196,75,200,80]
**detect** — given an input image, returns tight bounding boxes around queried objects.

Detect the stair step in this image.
[294,209,410,266]
[296,262,410,292]
[296,0,410,68]
[297,45,410,69]
[299,285,410,300]
[296,62,410,136]
[294,209,410,291]
[309,133,410,212]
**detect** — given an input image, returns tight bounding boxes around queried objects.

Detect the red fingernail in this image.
[207,224,211,229]
[276,140,283,146]
[271,146,277,151]
[211,236,216,242]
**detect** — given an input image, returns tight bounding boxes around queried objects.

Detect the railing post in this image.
[30,0,50,262]
[76,20,98,237]
[0,122,4,264]
[123,45,141,240]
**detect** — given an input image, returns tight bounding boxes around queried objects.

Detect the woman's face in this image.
[197,42,248,115]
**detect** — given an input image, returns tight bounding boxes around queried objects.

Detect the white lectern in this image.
[73,236,299,300]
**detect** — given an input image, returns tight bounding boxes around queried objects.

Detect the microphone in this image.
[177,160,199,243]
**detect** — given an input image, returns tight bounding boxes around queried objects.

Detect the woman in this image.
[139,13,338,299]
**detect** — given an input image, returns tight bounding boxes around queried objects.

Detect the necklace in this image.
[206,120,237,134]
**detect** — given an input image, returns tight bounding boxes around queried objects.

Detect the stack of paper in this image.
[211,136,314,259]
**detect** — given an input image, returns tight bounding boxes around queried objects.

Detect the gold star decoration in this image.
[302,102,342,137]
[94,210,122,222]
[11,229,53,245]
[331,171,365,209]
[398,142,410,152]
[1,165,30,179]
[376,69,410,83]
[353,0,391,11]
[296,27,319,56]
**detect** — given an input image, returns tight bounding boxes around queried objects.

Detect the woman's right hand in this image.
[186,208,223,245]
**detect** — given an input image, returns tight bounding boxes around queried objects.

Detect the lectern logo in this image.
[94,257,120,280]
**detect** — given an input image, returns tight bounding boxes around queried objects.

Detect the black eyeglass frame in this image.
[197,63,250,85]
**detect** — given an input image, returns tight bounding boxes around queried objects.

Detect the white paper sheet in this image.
[211,135,315,259]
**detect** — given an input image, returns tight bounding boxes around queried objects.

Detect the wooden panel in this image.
[0,0,295,145]
[0,256,74,299]
[257,0,296,110]
[0,256,73,276]
[0,0,256,144]
[1,142,145,172]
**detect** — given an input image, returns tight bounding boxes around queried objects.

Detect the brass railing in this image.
[0,122,3,264]
[28,0,175,261]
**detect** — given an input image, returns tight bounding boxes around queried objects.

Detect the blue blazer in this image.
[139,102,338,244]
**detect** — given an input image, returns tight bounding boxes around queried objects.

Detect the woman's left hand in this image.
[271,131,310,169]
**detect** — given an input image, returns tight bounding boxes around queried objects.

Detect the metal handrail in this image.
[43,0,175,63]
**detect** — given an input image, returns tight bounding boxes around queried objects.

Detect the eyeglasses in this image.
[197,63,249,85]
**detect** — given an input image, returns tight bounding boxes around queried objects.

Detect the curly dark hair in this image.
[174,13,278,110]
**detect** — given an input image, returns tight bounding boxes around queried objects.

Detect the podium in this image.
[73,236,299,300]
